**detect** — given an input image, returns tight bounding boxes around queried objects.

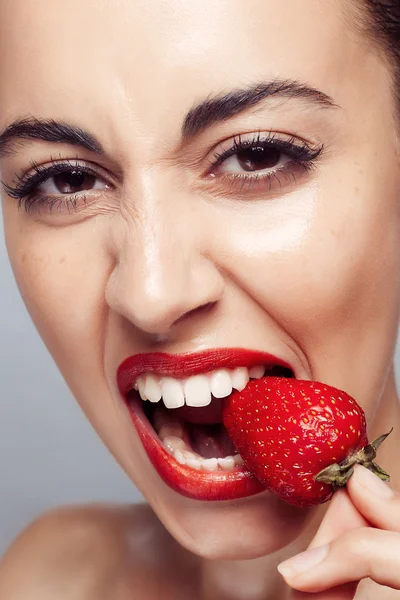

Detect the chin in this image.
[145,482,314,560]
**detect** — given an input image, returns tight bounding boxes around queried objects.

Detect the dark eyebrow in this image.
[182,79,339,140]
[0,80,337,158]
[0,117,105,158]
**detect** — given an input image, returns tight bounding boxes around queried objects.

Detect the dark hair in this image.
[359,1,400,106]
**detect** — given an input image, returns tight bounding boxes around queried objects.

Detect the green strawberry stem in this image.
[314,427,393,492]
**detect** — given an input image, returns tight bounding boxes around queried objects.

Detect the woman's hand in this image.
[277,464,400,598]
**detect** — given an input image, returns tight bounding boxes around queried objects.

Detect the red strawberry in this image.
[222,377,391,507]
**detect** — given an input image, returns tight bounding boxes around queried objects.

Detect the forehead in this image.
[0,0,368,141]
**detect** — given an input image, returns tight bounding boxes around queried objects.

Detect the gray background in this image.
[0,208,399,557]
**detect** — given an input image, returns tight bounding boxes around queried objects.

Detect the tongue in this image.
[189,423,237,458]
[147,399,237,458]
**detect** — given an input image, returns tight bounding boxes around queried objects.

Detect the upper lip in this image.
[116,347,294,396]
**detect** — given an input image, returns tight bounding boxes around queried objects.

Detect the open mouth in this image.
[132,364,292,471]
[119,351,294,501]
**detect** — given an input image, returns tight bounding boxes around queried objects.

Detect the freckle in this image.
[59,257,66,264]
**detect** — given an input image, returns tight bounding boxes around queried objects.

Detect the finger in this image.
[302,487,367,598]
[278,527,400,593]
[308,487,369,548]
[346,464,399,530]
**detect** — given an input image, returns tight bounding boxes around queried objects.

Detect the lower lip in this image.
[126,396,265,501]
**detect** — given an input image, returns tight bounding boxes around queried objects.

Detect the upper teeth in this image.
[133,364,268,409]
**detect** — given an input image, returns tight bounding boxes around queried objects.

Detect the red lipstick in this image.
[117,348,293,502]
[117,347,292,394]
[128,396,265,501]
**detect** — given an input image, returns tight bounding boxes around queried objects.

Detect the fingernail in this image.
[354,465,393,498]
[277,545,329,579]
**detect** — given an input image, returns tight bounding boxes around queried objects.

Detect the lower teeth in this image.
[145,396,243,472]
[162,433,244,472]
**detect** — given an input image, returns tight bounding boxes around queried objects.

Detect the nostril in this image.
[174,301,217,325]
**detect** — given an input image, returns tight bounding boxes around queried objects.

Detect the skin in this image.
[1,0,400,597]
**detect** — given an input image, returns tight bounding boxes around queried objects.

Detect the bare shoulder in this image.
[0,502,161,600]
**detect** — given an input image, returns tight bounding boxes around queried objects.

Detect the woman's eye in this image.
[205,133,324,196]
[38,169,107,195]
[218,146,285,174]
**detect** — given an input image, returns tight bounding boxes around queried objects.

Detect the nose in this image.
[105,204,225,337]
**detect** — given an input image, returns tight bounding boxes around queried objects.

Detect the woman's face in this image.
[1,0,400,559]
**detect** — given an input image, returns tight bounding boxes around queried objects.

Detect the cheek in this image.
[219,175,400,404]
[3,218,137,453]
[4,216,112,397]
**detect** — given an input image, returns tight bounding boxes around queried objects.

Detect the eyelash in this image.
[3,133,324,215]
[3,158,103,214]
[208,132,323,191]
